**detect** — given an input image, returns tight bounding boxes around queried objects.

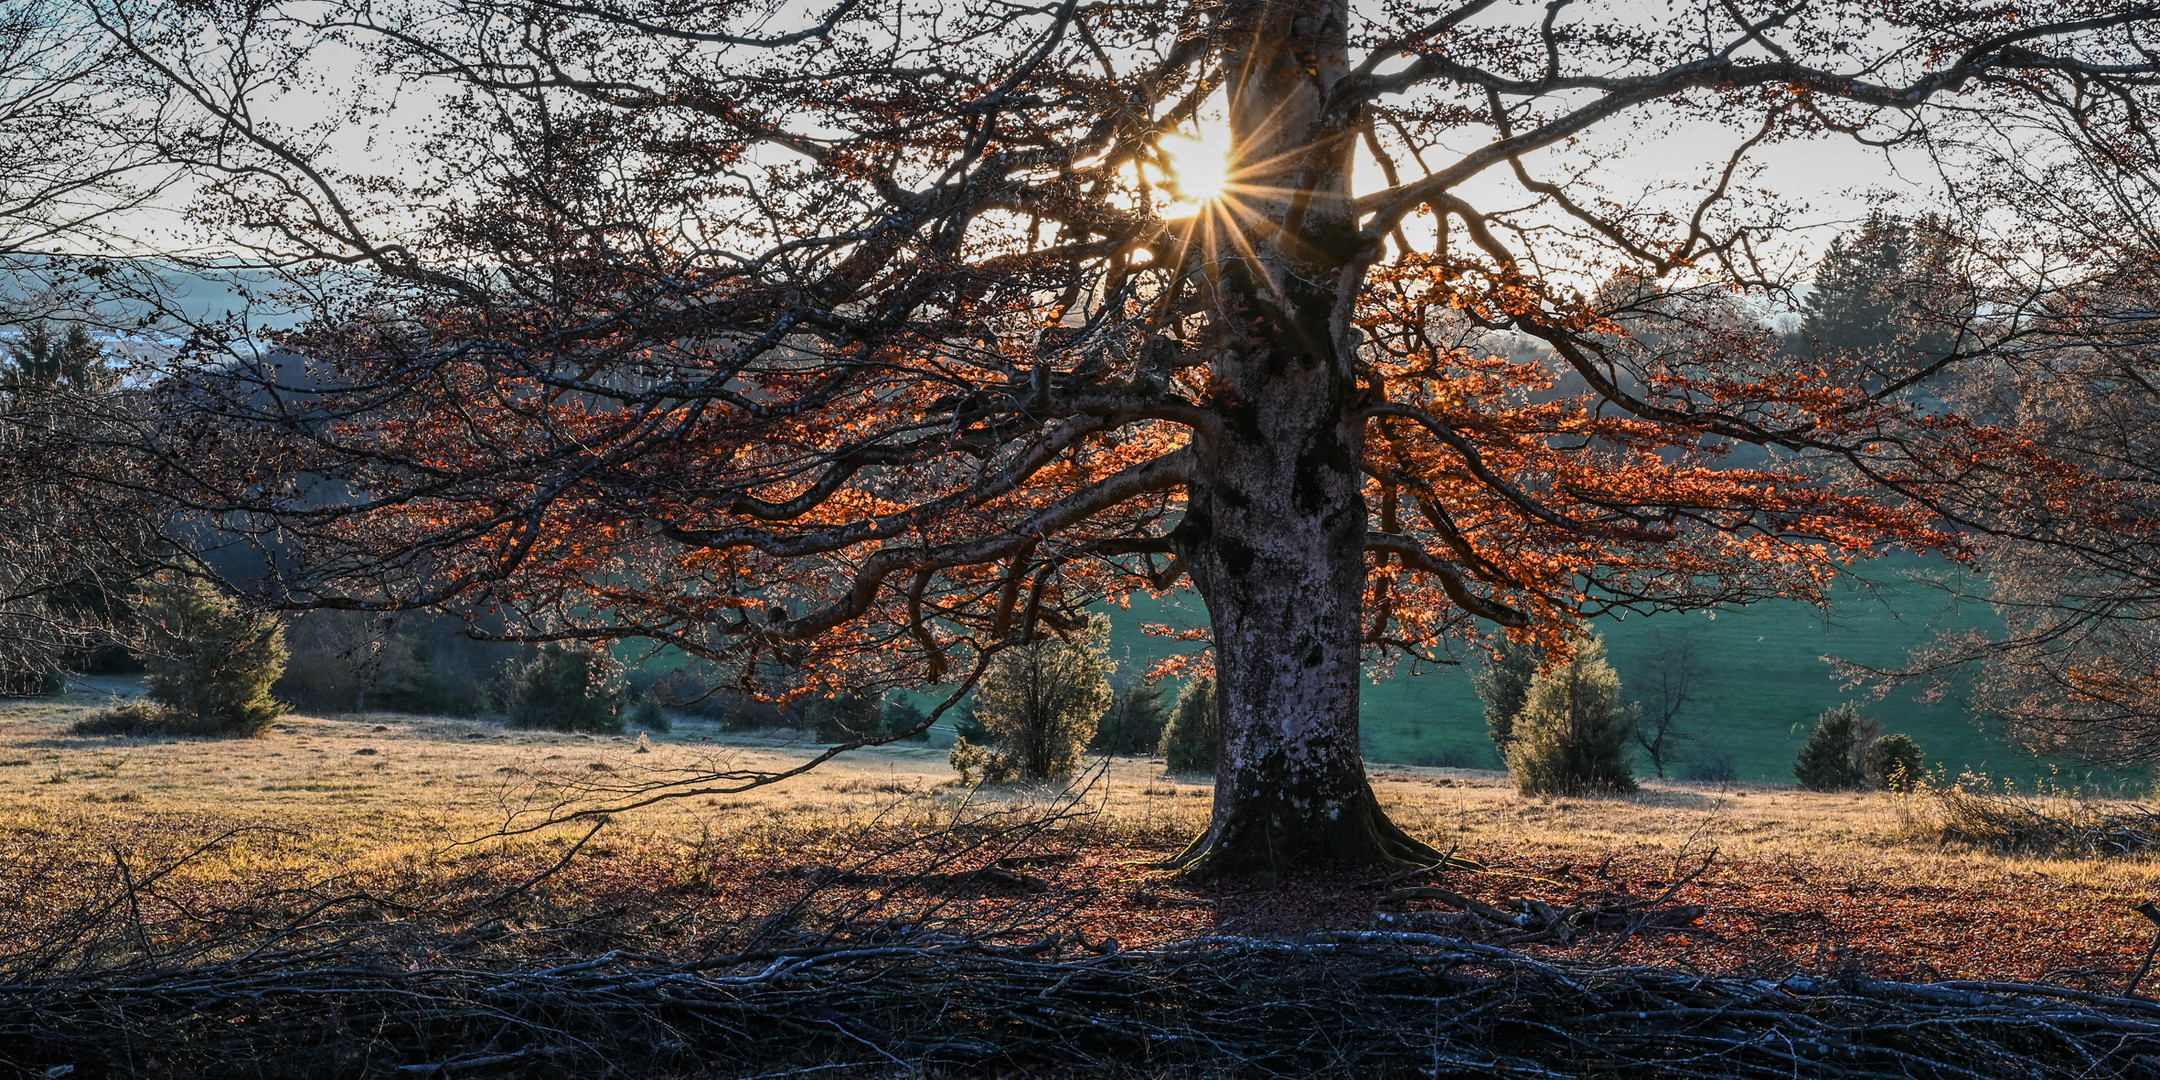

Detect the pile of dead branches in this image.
[7,924,2160,1078]
[1926,782,2160,857]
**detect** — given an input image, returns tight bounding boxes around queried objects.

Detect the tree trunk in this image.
[1173,406,1440,875]
[1168,0,1437,876]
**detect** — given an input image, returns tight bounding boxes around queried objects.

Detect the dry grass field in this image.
[6,677,2160,988]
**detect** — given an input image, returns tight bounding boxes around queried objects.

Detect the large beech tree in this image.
[88,0,2160,872]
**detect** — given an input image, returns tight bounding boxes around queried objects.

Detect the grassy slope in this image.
[1099,557,2137,787]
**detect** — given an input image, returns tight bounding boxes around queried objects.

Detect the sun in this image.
[1159,124,1234,216]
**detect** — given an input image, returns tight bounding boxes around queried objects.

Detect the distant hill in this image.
[2,255,310,332]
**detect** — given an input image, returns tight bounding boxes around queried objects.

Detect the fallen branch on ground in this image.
[6,927,2159,1078]
[1921,781,2160,857]
[1374,847,1715,949]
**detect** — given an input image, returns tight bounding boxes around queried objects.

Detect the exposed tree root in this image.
[1168,782,1450,879]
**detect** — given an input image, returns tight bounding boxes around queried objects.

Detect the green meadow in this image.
[1089,557,2140,789]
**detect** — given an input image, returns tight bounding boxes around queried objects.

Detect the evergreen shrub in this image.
[879,698,930,740]
[627,696,672,733]
[1864,732,1926,791]
[1158,677,1220,775]
[1473,638,1543,756]
[806,693,882,742]
[1793,704,1874,791]
[500,645,623,733]
[1505,635,1638,796]
[1092,677,1172,755]
[949,616,1114,784]
[133,575,287,736]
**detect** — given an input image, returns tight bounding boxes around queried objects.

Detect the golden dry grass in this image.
[2,679,2148,882]
[7,678,2160,981]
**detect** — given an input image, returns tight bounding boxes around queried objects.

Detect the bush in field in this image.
[1923,772,2160,856]
[1864,732,1926,791]
[1473,637,1543,757]
[806,692,883,742]
[71,698,168,736]
[1158,677,1220,775]
[1092,676,1172,755]
[133,575,287,737]
[0,666,66,697]
[1505,635,1638,796]
[946,738,1005,785]
[880,697,930,740]
[949,616,1114,784]
[626,696,672,733]
[1793,704,1875,791]
[500,645,623,733]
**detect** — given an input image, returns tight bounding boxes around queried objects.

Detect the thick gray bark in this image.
[1167,0,1437,875]
[1173,355,1434,873]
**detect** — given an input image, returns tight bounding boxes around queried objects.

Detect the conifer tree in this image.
[1474,639,1544,758]
[1093,675,1173,756]
[951,615,1113,784]
[3,322,109,392]
[1159,677,1221,776]
[138,574,287,736]
[501,645,624,733]
[1506,636,1638,797]
[1793,704,1875,792]
[1794,213,1961,358]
